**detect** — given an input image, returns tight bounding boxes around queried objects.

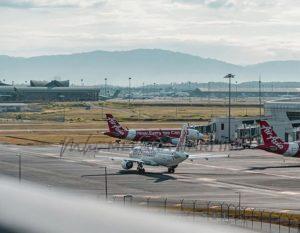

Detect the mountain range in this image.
[0,49,299,86]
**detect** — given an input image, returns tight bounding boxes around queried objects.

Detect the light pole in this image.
[236,191,241,216]
[63,106,66,122]
[235,81,238,102]
[188,81,191,103]
[17,153,21,182]
[224,74,235,143]
[259,76,262,119]
[104,166,108,200]
[153,82,156,97]
[81,166,108,200]
[104,78,107,96]
[208,82,211,103]
[128,77,132,104]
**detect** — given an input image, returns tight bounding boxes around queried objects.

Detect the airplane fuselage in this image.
[129,146,189,167]
[259,141,300,157]
[105,128,201,143]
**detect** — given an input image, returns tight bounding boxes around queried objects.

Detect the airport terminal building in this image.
[264,99,300,141]
[198,98,300,143]
[0,80,101,102]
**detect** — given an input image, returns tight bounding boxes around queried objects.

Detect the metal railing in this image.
[112,195,300,233]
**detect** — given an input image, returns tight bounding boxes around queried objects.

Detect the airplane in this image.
[257,120,300,157]
[111,124,230,174]
[99,90,121,101]
[104,114,204,145]
[112,124,190,174]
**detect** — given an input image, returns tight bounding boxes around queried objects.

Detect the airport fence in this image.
[112,195,300,233]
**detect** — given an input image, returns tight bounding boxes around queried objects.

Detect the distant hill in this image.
[0,49,300,85]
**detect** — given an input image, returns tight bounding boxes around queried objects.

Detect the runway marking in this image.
[184,161,300,179]
[280,191,300,195]
[183,162,239,171]
[183,175,300,199]
[244,170,299,180]
[196,178,217,182]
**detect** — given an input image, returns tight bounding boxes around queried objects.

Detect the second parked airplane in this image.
[104,114,203,145]
[258,120,300,157]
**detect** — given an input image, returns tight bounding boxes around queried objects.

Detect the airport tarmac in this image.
[0,143,300,213]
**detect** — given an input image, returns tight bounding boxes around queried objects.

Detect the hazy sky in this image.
[0,0,299,64]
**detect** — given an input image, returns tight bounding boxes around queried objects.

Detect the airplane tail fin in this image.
[105,114,127,136]
[259,120,284,149]
[176,124,188,152]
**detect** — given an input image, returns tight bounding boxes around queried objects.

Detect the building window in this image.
[221,123,225,131]
[292,123,300,128]
[287,112,300,121]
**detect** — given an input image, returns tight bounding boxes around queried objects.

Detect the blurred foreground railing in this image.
[112,195,300,233]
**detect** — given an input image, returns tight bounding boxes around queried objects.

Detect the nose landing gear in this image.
[167,165,177,173]
[137,163,145,174]
[168,167,175,173]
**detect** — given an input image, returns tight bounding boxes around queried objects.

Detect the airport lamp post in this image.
[235,81,238,102]
[104,166,108,200]
[224,74,235,143]
[104,78,107,96]
[259,76,262,119]
[17,153,21,182]
[188,81,191,102]
[208,82,211,103]
[101,102,104,120]
[142,82,145,99]
[236,191,241,216]
[128,77,132,104]
[63,106,66,122]
[82,166,108,200]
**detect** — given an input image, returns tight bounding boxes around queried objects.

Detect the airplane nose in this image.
[180,153,189,159]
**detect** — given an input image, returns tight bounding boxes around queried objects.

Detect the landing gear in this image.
[167,165,177,173]
[168,167,175,173]
[137,163,145,174]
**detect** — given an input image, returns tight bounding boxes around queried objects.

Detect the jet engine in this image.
[284,142,299,157]
[187,129,203,140]
[121,160,134,170]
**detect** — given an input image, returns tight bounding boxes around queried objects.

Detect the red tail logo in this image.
[260,121,284,150]
[106,114,127,136]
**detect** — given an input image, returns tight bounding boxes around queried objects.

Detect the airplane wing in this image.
[110,156,143,164]
[188,153,230,160]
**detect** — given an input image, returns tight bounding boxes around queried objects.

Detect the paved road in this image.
[0,143,300,213]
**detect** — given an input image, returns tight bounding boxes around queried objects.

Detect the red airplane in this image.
[104,114,203,145]
[258,120,300,157]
